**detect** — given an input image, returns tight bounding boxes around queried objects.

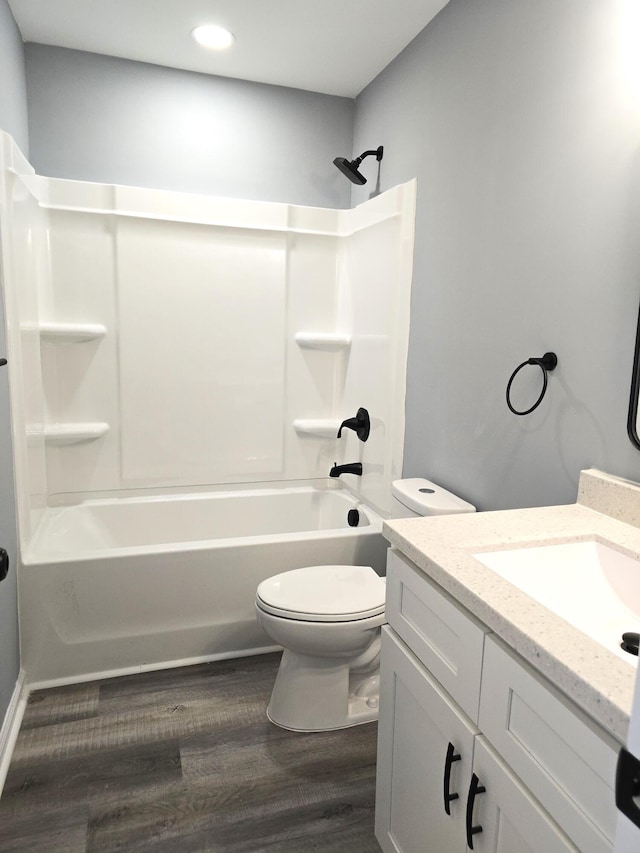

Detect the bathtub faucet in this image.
[329,462,363,478]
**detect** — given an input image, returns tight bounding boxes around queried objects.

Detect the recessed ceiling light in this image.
[192,24,235,51]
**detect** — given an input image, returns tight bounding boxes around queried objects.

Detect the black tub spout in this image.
[329,462,363,478]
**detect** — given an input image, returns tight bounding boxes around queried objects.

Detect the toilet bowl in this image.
[255,478,475,732]
[256,564,386,731]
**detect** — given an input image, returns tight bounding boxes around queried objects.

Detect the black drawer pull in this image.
[465,772,486,849]
[443,742,461,815]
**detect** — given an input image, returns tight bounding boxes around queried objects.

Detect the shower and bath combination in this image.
[0,128,416,687]
[333,146,383,185]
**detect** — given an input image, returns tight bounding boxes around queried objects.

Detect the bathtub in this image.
[19,483,387,686]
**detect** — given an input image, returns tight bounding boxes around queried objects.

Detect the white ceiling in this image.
[7,0,449,98]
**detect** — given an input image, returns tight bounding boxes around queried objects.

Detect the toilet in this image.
[255,478,475,732]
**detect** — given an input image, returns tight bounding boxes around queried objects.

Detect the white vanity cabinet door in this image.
[470,738,578,853]
[375,626,478,853]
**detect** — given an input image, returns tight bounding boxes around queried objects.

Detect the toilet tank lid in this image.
[392,478,476,516]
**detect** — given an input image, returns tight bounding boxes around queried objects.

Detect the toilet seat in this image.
[256,564,385,623]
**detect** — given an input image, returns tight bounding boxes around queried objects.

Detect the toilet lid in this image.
[256,565,386,623]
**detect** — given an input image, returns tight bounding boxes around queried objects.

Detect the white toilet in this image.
[255,478,475,731]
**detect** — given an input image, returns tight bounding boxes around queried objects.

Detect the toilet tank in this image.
[390,478,476,518]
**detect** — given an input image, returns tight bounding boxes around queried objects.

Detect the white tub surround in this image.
[382,468,640,744]
[0,131,415,548]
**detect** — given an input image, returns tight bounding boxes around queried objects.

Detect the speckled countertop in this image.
[382,469,640,744]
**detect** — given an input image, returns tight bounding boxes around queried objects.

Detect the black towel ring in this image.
[506,352,558,416]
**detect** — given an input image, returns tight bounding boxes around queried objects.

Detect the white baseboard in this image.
[0,669,29,798]
[27,644,282,691]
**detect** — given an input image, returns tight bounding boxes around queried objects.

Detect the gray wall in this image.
[25,44,354,209]
[353,0,640,510]
[0,0,25,724]
[0,0,28,153]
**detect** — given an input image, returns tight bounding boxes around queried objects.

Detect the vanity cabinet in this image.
[375,549,619,853]
[376,628,576,852]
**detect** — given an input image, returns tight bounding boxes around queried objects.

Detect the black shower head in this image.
[333,156,367,185]
[333,146,383,185]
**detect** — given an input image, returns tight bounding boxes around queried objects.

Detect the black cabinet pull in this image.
[443,742,461,815]
[616,747,640,829]
[465,772,486,849]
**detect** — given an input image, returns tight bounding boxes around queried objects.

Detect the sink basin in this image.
[473,540,640,663]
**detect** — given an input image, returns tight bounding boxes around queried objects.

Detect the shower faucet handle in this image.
[337,407,370,442]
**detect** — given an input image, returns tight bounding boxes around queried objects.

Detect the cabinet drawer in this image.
[479,636,619,853]
[386,548,488,721]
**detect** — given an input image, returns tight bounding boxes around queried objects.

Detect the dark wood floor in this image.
[0,653,381,852]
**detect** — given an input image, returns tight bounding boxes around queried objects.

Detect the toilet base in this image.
[266,648,380,732]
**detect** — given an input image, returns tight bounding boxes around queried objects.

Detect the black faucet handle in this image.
[337,407,370,442]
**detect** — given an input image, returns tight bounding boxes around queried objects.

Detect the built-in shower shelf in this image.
[293,419,341,438]
[43,422,110,445]
[295,333,351,351]
[38,322,107,342]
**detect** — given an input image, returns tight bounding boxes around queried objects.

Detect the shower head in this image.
[333,146,383,185]
[333,157,367,185]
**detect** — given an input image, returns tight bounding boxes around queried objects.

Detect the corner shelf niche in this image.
[295,332,351,351]
[293,419,341,439]
[43,422,110,446]
[38,322,107,343]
